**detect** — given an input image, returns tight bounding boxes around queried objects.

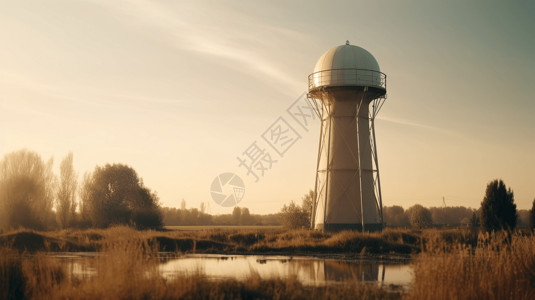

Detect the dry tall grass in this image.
[0,247,65,300]
[0,231,401,300]
[3,227,534,299]
[408,232,535,300]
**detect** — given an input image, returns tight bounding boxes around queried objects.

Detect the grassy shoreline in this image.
[2,227,534,299]
[1,227,406,300]
[0,226,421,256]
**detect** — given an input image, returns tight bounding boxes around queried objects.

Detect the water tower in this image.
[307,41,387,232]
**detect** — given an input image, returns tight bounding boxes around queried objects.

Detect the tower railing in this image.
[308,68,386,91]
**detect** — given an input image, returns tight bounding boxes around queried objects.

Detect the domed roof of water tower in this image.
[308,41,386,92]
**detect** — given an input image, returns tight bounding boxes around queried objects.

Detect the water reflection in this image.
[48,253,411,288]
[318,260,379,282]
[159,255,411,287]
[48,253,97,280]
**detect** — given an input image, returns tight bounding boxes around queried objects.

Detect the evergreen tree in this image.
[480,179,517,232]
[529,198,535,231]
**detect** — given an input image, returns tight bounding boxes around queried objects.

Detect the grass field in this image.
[1,227,534,299]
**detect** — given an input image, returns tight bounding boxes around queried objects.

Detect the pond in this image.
[49,253,412,289]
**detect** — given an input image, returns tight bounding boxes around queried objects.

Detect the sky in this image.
[1,0,534,214]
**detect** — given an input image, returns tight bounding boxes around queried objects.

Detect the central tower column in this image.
[307,42,387,232]
[312,88,379,232]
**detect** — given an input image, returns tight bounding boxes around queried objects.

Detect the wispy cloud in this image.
[92,0,306,91]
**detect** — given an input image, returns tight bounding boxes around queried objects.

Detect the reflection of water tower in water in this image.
[308,41,387,232]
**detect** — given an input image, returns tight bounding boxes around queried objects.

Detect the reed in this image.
[407,232,535,300]
[3,227,534,299]
[1,234,400,300]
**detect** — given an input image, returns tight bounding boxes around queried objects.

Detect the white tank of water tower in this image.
[307,41,387,232]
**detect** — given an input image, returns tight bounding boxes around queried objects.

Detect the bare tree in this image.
[302,190,314,226]
[56,153,78,228]
[78,172,92,224]
[0,150,55,230]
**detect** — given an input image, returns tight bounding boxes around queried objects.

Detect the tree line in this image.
[161,205,280,226]
[0,149,162,231]
[1,149,533,233]
[383,205,477,228]
[281,181,535,232]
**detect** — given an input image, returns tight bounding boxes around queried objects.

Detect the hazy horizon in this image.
[1,0,534,214]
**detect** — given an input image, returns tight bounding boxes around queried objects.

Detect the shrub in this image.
[407,205,432,229]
